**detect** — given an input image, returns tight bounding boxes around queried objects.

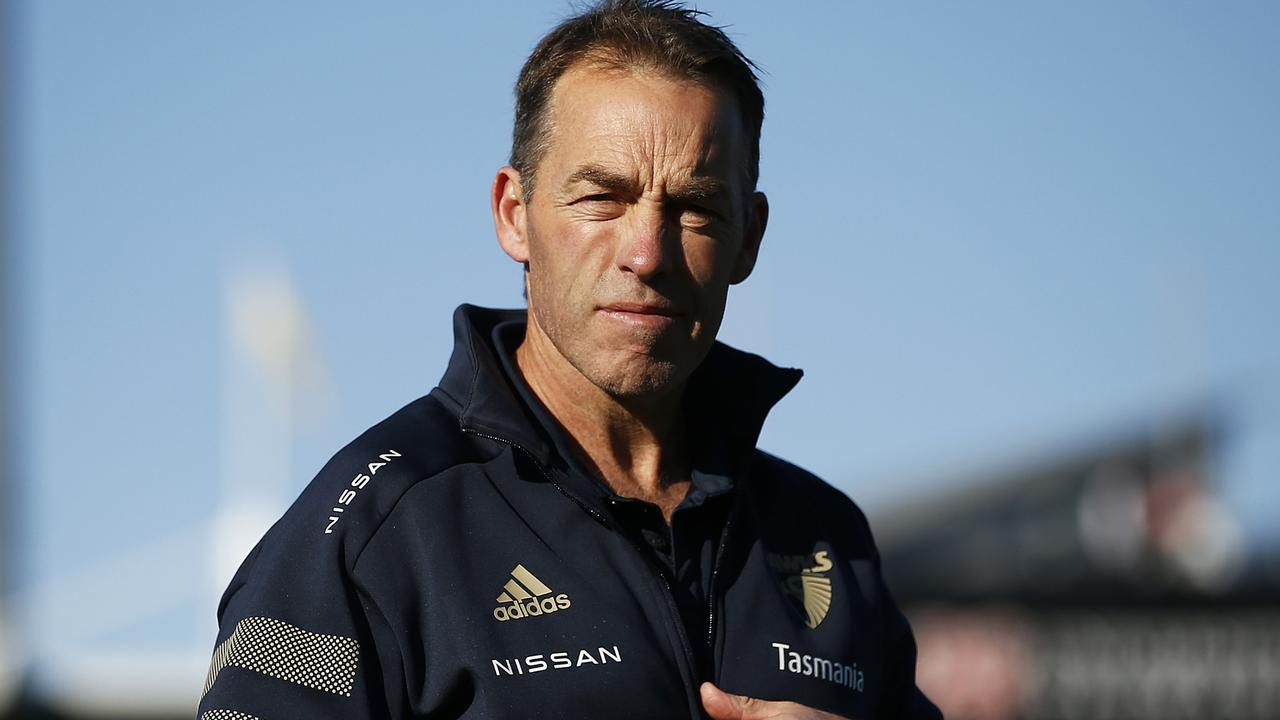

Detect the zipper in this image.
[706,504,734,664]
[621,522,704,713]
[462,426,705,716]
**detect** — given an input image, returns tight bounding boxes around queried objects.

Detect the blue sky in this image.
[7,0,1280,699]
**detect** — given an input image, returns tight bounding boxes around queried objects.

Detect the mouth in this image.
[597,302,682,330]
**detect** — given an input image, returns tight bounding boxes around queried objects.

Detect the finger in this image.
[699,682,849,720]
[700,682,756,720]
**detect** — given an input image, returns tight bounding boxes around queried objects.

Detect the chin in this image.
[587,356,685,399]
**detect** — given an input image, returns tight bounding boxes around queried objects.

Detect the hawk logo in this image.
[492,564,572,622]
[767,549,835,629]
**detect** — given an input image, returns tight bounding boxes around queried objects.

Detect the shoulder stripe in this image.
[202,711,263,720]
[202,616,359,698]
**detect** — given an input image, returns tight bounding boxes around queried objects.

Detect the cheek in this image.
[684,235,741,286]
[528,220,608,303]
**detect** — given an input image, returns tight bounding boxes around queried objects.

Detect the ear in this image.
[730,191,768,284]
[491,166,529,264]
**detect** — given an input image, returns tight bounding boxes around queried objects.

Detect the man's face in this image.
[497,64,766,399]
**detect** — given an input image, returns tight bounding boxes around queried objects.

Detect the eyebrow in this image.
[564,164,731,204]
[564,165,636,194]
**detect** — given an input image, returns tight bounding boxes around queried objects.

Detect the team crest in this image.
[767,549,835,629]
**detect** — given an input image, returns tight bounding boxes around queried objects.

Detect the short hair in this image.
[510,0,764,200]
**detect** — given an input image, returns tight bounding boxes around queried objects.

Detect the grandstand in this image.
[879,419,1280,719]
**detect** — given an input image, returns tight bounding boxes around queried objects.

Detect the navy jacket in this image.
[198,305,941,719]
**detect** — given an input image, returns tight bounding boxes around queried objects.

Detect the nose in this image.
[615,203,674,280]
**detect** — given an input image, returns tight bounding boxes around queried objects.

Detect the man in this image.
[199,2,941,718]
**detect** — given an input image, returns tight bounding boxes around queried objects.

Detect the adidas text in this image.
[493,594,571,621]
[493,564,572,621]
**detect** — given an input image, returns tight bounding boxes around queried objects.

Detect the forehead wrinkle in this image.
[626,128,732,200]
[546,66,744,198]
[651,111,740,197]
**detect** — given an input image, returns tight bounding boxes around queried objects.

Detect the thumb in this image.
[700,682,759,720]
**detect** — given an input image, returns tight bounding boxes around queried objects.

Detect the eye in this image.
[678,203,721,227]
[573,193,626,219]
[575,193,626,211]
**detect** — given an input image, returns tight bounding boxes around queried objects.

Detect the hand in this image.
[700,682,849,720]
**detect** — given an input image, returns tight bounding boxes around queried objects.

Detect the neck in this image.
[515,316,691,516]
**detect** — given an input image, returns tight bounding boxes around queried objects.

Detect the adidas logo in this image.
[492,564,572,622]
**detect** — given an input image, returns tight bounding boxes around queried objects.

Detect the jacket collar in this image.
[438,303,803,470]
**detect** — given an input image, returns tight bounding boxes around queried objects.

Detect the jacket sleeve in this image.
[196,510,407,720]
[875,558,943,720]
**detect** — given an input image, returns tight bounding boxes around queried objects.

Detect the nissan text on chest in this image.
[198,2,943,718]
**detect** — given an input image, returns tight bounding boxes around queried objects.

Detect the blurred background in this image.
[2,1,1278,718]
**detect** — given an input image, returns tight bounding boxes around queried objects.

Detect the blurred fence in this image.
[882,417,1280,719]
[912,606,1280,720]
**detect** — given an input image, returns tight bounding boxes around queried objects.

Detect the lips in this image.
[597,301,682,329]
[599,301,679,316]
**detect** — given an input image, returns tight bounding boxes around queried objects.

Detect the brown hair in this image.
[510,0,764,199]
